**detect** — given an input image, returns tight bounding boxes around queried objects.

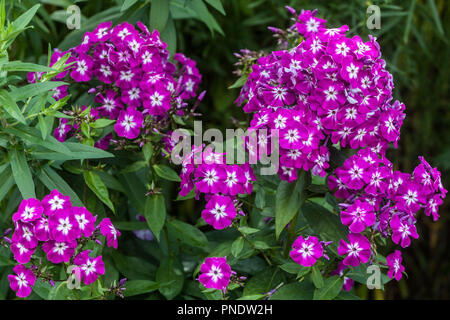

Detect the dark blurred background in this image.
[11,0,449,299]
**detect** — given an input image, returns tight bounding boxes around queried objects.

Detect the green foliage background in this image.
[1,0,448,299]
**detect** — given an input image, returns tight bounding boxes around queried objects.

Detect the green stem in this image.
[284,210,299,258]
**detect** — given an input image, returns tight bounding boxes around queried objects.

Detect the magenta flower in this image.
[198,257,232,291]
[73,250,105,285]
[340,200,376,233]
[53,119,72,142]
[34,217,50,241]
[337,233,371,267]
[42,190,71,216]
[195,164,225,194]
[48,209,80,242]
[222,165,246,196]
[8,265,36,298]
[12,221,38,249]
[99,218,120,249]
[290,235,323,267]
[142,86,171,116]
[386,250,405,281]
[10,241,35,264]
[390,214,419,248]
[72,206,96,238]
[70,54,93,82]
[42,240,77,264]
[114,107,143,139]
[201,195,237,230]
[95,89,123,119]
[12,199,42,224]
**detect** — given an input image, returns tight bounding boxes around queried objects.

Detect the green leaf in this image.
[38,165,83,206]
[269,281,315,300]
[189,0,224,36]
[160,15,176,55]
[38,115,54,140]
[238,226,260,235]
[311,266,324,288]
[124,280,160,297]
[153,164,181,182]
[0,169,15,203]
[2,61,54,73]
[0,255,14,267]
[228,75,247,89]
[167,219,208,248]
[426,0,444,36]
[83,171,115,213]
[231,236,244,257]
[279,262,308,275]
[204,0,225,15]
[302,201,347,243]
[4,125,70,154]
[0,89,26,124]
[142,142,153,162]
[9,148,35,198]
[255,187,265,209]
[121,0,138,12]
[90,118,115,129]
[144,194,166,241]
[31,142,113,161]
[156,256,184,300]
[10,81,67,101]
[12,4,40,31]
[150,0,170,31]
[275,171,310,239]
[313,276,344,300]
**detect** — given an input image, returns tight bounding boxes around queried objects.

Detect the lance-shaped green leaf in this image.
[123,280,160,297]
[9,148,35,198]
[144,194,166,241]
[150,0,170,31]
[313,276,344,300]
[156,255,184,300]
[275,171,310,239]
[153,164,181,182]
[167,219,208,249]
[2,61,54,72]
[83,170,115,213]
[38,165,83,206]
[10,81,67,102]
[11,4,40,31]
[0,89,26,124]
[302,201,347,242]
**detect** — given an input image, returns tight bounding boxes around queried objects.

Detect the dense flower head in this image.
[290,235,323,267]
[329,151,446,251]
[178,147,257,230]
[236,9,406,181]
[29,21,202,149]
[198,257,232,292]
[8,190,120,298]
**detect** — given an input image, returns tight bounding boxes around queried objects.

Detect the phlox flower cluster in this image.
[8,190,120,298]
[178,147,257,230]
[235,8,405,181]
[29,21,201,148]
[329,150,446,279]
